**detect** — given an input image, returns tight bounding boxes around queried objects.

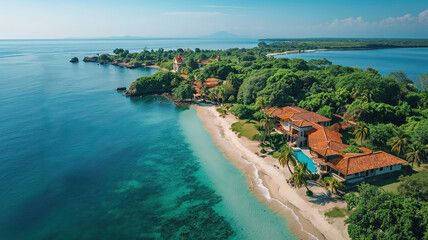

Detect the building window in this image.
[390,166,393,170]
[379,167,383,171]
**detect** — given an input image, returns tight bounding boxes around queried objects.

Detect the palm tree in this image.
[360,89,373,102]
[202,86,209,100]
[353,122,369,145]
[212,88,220,104]
[277,145,297,174]
[259,96,267,110]
[260,115,275,142]
[324,178,345,195]
[197,74,206,87]
[405,142,426,168]
[218,86,226,105]
[388,130,408,156]
[290,162,311,191]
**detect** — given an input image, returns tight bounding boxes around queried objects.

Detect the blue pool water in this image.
[294,150,318,173]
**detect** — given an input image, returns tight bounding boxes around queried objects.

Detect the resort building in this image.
[265,106,331,148]
[193,78,222,99]
[265,106,407,182]
[172,52,186,73]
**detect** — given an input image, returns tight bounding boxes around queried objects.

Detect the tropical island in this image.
[83,40,428,240]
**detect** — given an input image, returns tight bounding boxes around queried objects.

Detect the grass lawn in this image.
[324,207,351,218]
[231,120,259,140]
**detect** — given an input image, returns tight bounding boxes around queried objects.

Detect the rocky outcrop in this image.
[117,87,127,92]
[69,57,79,63]
[83,57,98,62]
[125,84,137,96]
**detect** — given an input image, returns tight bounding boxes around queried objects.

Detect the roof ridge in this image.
[346,157,350,175]
[347,151,377,159]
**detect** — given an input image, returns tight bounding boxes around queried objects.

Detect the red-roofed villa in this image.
[265,106,407,182]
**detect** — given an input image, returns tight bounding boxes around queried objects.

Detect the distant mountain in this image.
[200,31,250,39]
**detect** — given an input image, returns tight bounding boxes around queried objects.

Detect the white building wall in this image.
[345,164,403,183]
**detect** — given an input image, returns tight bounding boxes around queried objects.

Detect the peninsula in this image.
[83,40,428,240]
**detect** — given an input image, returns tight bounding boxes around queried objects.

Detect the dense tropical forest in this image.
[85,40,428,239]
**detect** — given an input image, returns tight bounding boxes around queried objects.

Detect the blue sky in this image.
[0,0,427,39]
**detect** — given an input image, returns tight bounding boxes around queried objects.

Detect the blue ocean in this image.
[0,39,426,239]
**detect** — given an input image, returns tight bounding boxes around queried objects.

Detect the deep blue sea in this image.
[0,39,427,240]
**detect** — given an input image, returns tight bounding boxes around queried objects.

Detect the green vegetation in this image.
[398,171,428,201]
[277,145,297,174]
[340,145,363,154]
[173,84,196,100]
[231,120,259,140]
[216,108,228,118]
[128,71,184,95]
[257,38,428,51]
[324,177,346,195]
[324,207,350,218]
[345,183,428,240]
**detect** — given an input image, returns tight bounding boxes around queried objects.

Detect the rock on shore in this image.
[69,57,79,63]
[83,57,98,62]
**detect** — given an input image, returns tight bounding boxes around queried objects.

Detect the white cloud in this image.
[203,5,244,9]
[419,10,428,23]
[380,13,416,25]
[163,11,222,17]
[328,16,368,28]
[325,10,428,28]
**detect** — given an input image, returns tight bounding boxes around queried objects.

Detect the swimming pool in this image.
[294,150,318,173]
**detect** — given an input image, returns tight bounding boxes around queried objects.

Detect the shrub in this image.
[252,111,266,121]
[309,173,320,180]
[228,95,236,103]
[260,148,266,154]
[340,144,363,153]
[230,104,256,119]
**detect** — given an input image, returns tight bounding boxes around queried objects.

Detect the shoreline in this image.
[266,49,328,57]
[195,105,350,240]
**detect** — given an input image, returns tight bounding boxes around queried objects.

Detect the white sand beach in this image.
[196,105,350,240]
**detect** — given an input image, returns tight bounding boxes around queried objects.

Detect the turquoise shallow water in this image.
[0,40,297,239]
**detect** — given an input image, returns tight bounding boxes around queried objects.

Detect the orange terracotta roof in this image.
[174,55,185,63]
[269,106,330,124]
[311,140,349,157]
[325,151,407,175]
[306,124,343,147]
[180,74,189,79]
[263,108,276,115]
[290,120,313,128]
[293,112,331,123]
[206,78,221,82]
